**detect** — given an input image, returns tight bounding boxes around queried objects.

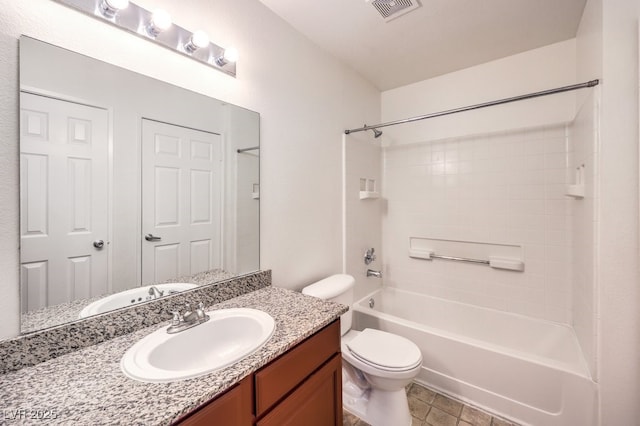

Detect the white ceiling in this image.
[257,0,587,91]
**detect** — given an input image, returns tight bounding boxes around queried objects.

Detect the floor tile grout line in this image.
[343,381,520,426]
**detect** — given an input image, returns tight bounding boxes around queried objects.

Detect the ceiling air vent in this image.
[370,0,421,22]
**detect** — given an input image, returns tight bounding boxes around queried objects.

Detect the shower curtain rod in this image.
[344,79,599,135]
[237,146,260,153]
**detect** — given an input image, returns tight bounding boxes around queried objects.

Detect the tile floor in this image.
[342,382,520,426]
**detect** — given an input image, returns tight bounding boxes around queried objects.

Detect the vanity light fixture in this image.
[53,0,238,77]
[99,0,129,18]
[215,47,239,66]
[184,30,210,54]
[146,9,172,37]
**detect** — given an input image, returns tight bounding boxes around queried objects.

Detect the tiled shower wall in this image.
[382,125,573,323]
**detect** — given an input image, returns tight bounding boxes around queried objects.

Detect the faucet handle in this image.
[196,302,206,319]
[364,248,377,265]
[171,311,183,325]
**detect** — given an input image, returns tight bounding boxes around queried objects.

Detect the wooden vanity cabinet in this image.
[178,377,253,426]
[256,354,342,426]
[175,320,342,426]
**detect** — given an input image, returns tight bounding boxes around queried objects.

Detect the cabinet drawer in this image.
[255,320,340,416]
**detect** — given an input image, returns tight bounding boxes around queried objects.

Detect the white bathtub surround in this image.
[383,124,573,323]
[353,288,597,426]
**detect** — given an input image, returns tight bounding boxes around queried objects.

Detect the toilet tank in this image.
[302,274,355,336]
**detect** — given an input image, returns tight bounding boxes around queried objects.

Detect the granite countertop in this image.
[0,287,347,425]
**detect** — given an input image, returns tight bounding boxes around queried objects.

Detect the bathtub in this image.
[352,288,598,426]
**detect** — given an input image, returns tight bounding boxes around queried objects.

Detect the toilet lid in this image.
[346,328,422,371]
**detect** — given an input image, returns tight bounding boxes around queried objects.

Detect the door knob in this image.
[145,234,162,242]
[93,240,105,249]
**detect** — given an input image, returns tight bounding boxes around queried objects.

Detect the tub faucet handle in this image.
[364,248,376,265]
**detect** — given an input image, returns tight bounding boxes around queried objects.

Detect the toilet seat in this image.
[345,328,422,372]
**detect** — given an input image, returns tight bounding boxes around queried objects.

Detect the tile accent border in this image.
[0,270,271,374]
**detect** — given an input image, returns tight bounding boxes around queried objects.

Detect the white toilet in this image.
[302,274,422,426]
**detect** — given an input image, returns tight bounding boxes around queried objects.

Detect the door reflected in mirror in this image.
[19,36,260,334]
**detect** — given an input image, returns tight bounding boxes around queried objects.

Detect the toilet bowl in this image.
[341,329,422,425]
[302,274,422,426]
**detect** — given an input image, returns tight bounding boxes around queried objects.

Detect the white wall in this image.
[585,0,640,423]
[0,0,380,339]
[382,40,577,145]
[381,40,578,323]
[571,0,603,385]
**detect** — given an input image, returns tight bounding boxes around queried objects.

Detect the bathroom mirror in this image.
[19,36,260,334]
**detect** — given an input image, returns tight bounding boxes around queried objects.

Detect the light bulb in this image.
[146,9,172,37]
[99,0,129,18]
[223,47,239,63]
[184,30,210,53]
[215,47,239,66]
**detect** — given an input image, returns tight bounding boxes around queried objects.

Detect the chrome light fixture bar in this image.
[53,0,238,77]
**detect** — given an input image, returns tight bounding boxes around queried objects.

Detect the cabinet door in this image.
[255,320,340,416]
[257,354,342,426]
[177,377,253,425]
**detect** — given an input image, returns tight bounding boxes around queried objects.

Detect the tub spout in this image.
[367,269,382,278]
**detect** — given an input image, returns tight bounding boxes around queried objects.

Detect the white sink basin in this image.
[121,308,275,382]
[78,283,198,318]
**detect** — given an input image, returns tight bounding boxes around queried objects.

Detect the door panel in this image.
[69,256,92,300]
[155,166,180,226]
[20,92,109,311]
[153,243,180,282]
[190,170,212,223]
[142,119,222,284]
[21,154,48,236]
[68,157,92,232]
[20,261,48,313]
[190,240,212,275]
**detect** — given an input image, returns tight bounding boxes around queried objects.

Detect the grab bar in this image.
[429,254,489,265]
[408,249,524,272]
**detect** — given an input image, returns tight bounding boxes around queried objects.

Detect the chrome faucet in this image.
[367,269,382,278]
[148,286,164,299]
[167,302,210,334]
